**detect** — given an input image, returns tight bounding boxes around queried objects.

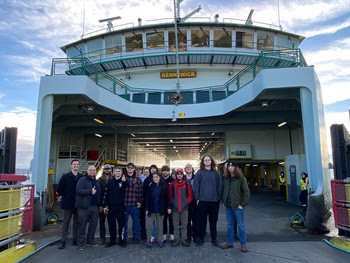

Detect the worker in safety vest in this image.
[279,171,286,199]
[299,172,309,208]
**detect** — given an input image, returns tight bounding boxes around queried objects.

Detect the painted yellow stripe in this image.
[330,237,350,252]
[0,242,36,263]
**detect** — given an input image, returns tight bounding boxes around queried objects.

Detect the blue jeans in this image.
[225,207,246,246]
[124,205,141,239]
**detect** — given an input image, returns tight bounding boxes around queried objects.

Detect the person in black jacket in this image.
[56,159,83,249]
[76,165,100,251]
[103,166,128,248]
[97,164,112,245]
[145,172,171,248]
[161,165,174,242]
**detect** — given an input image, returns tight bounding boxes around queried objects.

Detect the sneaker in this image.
[58,241,65,249]
[86,243,99,247]
[146,241,152,248]
[241,246,248,252]
[171,239,181,247]
[119,241,127,248]
[212,240,220,247]
[170,234,175,241]
[163,234,167,242]
[195,240,204,247]
[157,240,163,248]
[78,246,84,251]
[105,242,116,248]
[182,240,190,247]
[221,243,233,249]
[150,236,155,243]
[98,239,105,245]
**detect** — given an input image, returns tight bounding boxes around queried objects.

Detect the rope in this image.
[290,212,305,228]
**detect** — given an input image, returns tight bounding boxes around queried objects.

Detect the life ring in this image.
[170,94,183,105]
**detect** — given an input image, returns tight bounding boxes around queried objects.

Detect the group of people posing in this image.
[56,155,250,252]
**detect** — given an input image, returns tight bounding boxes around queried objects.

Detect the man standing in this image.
[97,164,112,245]
[76,165,100,251]
[57,159,83,249]
[161,165,174,242]
[124,162,143,243]
[193,155,222,247]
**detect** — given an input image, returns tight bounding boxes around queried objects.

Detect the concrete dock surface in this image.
[22,191,349,263]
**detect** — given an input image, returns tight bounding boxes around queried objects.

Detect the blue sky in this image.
[0,0,349,168]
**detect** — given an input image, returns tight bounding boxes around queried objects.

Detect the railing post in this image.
[253,63,256,78]
[113,82,116,94]
[209,88,213,102]
[237,75,240,90]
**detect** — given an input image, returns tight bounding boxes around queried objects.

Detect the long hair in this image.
[199,155,216,170]
[185,164,195,174]
[224,164,243,179]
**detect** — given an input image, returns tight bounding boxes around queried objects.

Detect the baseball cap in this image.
[226,161,238,167]
[103,164,112,169]
[127,162,135,167]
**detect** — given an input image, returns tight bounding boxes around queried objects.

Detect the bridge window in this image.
[168,30,187,52]
[191,28,210,47]
[106,37,122,55]
[276,36,298,50]
[236,32,253,49]
[214,29,232,48]
[257,33,274,50]
[125,33,143,52]
[146,31,164,49]
[87,40,103,59]
[66,44,84,59]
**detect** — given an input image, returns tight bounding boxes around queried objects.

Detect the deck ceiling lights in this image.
[170,139,173,142]
[146,143,150,146]
[93,118,104,124]
[94,133,102,138]
[278,121,287,127]
[211,132,215,136]
[130,133,136,137]
[261,101,269,107]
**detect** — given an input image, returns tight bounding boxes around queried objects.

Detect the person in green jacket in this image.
[220,161,250,252]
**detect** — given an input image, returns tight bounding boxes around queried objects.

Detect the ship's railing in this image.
[80,17,282,39]
[51,49,307,104]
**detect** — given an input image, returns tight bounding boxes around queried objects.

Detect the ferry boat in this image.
[31,5,330,212]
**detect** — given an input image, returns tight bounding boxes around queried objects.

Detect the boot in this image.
[58,241,65,249]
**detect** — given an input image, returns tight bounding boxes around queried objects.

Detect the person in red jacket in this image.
[169,168,194,247]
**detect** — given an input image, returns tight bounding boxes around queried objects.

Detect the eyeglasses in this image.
[127,166,135,169]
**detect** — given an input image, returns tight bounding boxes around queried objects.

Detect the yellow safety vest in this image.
[279,176,286,185]
[300,178,309,191]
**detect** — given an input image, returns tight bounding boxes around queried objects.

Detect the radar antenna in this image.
[99,16,121,32]
[245,9,254,26]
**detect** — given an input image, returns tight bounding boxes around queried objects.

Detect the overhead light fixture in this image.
[278,121,287,127]
[253,164,258,167]
[173,146,176,148]
[146,143,150,146]
[130,133,136,137]
[95,133,102,138]
[125,74,131,79]
[211,132,215,136]
[261,101,268,107]
[205,142,208,145]
[176,150,178,152]
[93,118,104,124]
[170,139,173,142]
[154,148,157,151]
[279,162,284,165]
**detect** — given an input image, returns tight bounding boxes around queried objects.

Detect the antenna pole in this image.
[277,0,282,30]
[82,0,86,36]
[174,0,180,93]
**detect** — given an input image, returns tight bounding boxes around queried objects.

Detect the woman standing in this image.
[299,172,309,208]
[221,161,250,252]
